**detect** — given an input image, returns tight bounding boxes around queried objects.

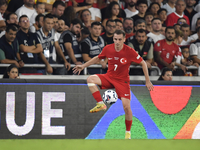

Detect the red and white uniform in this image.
[165,12,190,27]
[154,39,181,69]
[97,44,143,99]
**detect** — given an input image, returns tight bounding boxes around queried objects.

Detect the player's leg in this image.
[87,74,112,113]
[121,97,132,139]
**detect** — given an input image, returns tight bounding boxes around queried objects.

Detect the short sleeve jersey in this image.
[154,39,181,65]
[98,44,143,82]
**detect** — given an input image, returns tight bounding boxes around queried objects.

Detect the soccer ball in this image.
[102,90,118,105]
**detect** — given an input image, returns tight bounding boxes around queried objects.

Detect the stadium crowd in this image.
[0,0,200,76]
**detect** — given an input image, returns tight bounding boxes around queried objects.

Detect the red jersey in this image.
[154,39,181,69]
[165,12,190,27]
[98,44,143,82]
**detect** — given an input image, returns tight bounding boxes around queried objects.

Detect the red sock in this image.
[125,120,132,131]
[92,91,103,103]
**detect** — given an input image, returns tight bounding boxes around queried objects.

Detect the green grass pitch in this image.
[0,139,200,150]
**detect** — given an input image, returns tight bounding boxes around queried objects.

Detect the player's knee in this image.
[87,75,96,83]
[123,105,131,113]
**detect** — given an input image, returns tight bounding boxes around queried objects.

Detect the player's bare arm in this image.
[140,60,154,91]
[73,56,101,75]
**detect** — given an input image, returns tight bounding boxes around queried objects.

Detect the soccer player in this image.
[73,30,154,139]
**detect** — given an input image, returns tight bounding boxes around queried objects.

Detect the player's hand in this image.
[73,65,84,75]
[64,62,71,71]
[146,80,154,91]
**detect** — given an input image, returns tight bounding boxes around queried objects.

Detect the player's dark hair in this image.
[136,29,146,35]
[136,0,148,6]
[158,68,172,81]
[106,19,115,26]
[3,64,19,79]
[19,15,28,22]
[35,14,44,22]
[6,24,18,32]
[91,21,102,28]
[114,30,125,37]
[52,1,65,8]
[165,26,175,33]
[71,18,83,27]
[157,8,167,15]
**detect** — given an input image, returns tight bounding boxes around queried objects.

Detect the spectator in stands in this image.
[180,23,191,46]
[0,1,6,33]
[2,64,20,79]
[115,19,123,30]
[165,0,190,27]
[173,29,184,45]
[63,6,76,25]
[161,24,166,36]
[177,17,187,25]
[51,1,65,18]
[101,19,116,45]
[128,29,154,75]
[6,13,18,25]
[145,12,154,33]
[36,14,56,74]
[53,17,71,75]
[78,26,90,42]
[6,0,24,15]
[173,23,181,31]
[59,18,83,74]
[80,22,106,74]
[191,12,200,33]
[16,15,43,73]
[84,0,101,22]
[189,27,200,65]
[157,8,167,25]
[0,24,24,69]
[162,0,176,15]
[80,9,92,31]
[15,0,37,25]
[181,46,199,67]
[147,2,160,18]
[123,18,134,39]
[101,0,126,22]
[184,0,197,27]
[134,19,146,31]
[153,0,164,7]
[52,15,59,31]
[154,26,186,75]
[124,0,138,18]
[132,0,148,23]
[190,18,200,41]
[30,2,45,27]
[102,1,123,28]
[30,14,44,33]
[147,18,165,44]
[157,68,173,81]
[0,0,7,18]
